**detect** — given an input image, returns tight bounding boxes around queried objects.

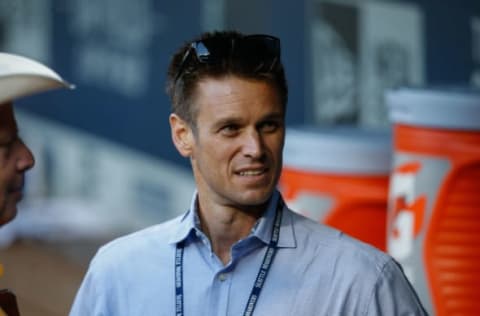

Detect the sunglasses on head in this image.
[174,34,281,84]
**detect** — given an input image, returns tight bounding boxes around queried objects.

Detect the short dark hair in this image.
[165,30,288,129]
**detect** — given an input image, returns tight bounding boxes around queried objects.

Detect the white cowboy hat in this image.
[0,52,74,105]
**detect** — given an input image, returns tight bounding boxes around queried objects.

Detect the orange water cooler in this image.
[386,88,480,316]
[280,127,392,251]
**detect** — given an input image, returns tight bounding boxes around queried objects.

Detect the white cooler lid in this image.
[386,87,480,130]
[283,126,392,175]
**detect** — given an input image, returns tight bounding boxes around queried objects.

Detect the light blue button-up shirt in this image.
[69,191,427,315]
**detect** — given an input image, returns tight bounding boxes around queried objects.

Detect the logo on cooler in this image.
[388,161,427,280]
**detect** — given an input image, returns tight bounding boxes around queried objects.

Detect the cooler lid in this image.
[386,87,480,130]
[283,126,392,175]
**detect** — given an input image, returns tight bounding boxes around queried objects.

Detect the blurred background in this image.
[0,0,479,315]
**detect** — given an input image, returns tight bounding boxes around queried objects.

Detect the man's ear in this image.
[169,113,194,157]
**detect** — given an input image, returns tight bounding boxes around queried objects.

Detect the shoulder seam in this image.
[363,257,393,316]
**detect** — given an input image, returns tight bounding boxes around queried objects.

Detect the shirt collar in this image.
[254,190,296,248]
[168,191,198,244]
[251,190,280,244]
[169,189,296,248]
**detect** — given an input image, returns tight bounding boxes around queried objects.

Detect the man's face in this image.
[171,76,285,209]
[0,103,35,226]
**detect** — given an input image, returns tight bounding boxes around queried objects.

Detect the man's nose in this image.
[242,129,264,158]
[15,139,35,171]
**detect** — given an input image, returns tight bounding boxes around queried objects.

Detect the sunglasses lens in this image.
[194,38,231,63]
[236,36,279,70]
[241,35,280,59]
[194,42,211,62]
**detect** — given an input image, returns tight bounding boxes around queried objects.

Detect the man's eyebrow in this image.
[260,112,285,121]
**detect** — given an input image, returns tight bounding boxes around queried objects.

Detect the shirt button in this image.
[218,273,228,281]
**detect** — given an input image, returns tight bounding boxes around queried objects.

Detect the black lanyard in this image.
[175,200,283,316]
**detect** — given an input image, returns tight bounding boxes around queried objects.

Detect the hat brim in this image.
[0,52,74,105]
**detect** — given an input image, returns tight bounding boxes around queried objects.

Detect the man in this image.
[70,31,427,315]
[0,52,71,315]
[0,102,34,227]
[0,52,71,227]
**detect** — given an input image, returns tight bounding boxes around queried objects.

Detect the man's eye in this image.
[220,125,239,136]
[260,121,280,133]
[0,137,18,156]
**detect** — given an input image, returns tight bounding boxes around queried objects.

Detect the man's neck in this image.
[196,197,267,265]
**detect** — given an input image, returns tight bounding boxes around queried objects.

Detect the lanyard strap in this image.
[175,199,284,316]
[175,242,184,316]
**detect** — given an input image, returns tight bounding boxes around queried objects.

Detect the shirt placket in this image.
[210,267,233,316]
[193,229,234,316]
